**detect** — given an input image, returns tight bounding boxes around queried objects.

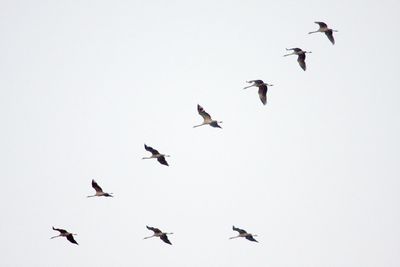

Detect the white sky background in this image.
[1,0,399,266]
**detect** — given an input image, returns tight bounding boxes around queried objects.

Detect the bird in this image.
[144,226,173,245]
[51,226,79,245]
[193,104,222,128]
[142,144,170,166]
[243,80,274,105]
[308,21,338,45]
[284,48,312,71]
[87,179,113,198]
[230,226,258,242]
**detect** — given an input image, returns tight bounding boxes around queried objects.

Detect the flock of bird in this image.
[51,21,337,246]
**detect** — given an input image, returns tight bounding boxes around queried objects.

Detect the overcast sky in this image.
[1,0,400,266]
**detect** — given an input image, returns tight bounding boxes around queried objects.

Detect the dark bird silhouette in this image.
[142,144,170,166]
[194,104,222,128]
[144,225,173,245]
[284,48,312,71]
[309,21,338,45]
[51,227,79,245]
[87,179,113,197]
[243,80,274,105]
[230,226,258,242]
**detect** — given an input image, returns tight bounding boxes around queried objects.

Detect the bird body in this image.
[230,226,258,242]
[51,227,79,245]
[309,21,337,45]
[144,226,173,245]
[284,48,311,71]
[194,104,222,128]
[87,179,113,197]
[142,144,170,166]
[243,80,273,105]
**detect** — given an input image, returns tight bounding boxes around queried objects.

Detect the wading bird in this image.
[87,179,113,198]
[194,104,222,128]
[243,80,274,105]
[309,21,338,45]
[142,144,170,166]
[230,226,258,242]
[51,227,79,245]
[284,48,312,71]
[144,226,173,245]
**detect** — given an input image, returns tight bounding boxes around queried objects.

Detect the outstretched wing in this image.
[286,47,302,52]
[245,235,258,242]
[147,225,162,234]
[52,226,68,234]
[258,84,268,105]
[91,179,103,193]
[297,53,306,71]
[157,156,169,166]
[66,234,79,245]
[232,225,247,234]
[197,104,212,121]
[160,234,172,245]
[325,29,335,45]
[315,21,327,28]
[247,80,264,85]
[144,144,160,155]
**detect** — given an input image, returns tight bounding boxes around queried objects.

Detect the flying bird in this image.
[51,227,79,245]
[284,48,312,71]
[230,226,258,242]
[142,144,170,166]
[243,80,274,105]
[309,21,338,45]
[194,104,222,128]
[144,226,173,245]
[87,179,113,198]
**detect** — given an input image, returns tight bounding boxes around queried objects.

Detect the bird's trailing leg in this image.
[193,123,205,128]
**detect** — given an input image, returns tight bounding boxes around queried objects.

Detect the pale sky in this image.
[1,0,400,266]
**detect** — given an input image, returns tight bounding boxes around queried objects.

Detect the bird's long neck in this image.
[50,235,61,239]
[284,52,295,57]
[229,235,240,239]
[144,235,155,239]
[142,156,152,159]
[87,195,96,198]
[308,30,319,34]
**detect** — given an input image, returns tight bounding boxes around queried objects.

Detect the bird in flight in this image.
[284,48,312,71]
[243,80,274,105]
[87,179,113,198]
[144,225,173,245]
[230,226,258,242]
[142,144,170,166]
[309,21,338,45]
[51,226,79,245]
[194,104,222,128]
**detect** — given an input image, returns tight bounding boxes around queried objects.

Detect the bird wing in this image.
[247,80,263,85]
[52,227,68,234]
[66,234,79,245]
[144,144,160,155]
[315,21,328,28]
[197,104,212,122]
[245,235,258,242]
[232,226,247,234]
[287,47,301,52]
[258,84,268,105]
[297,54,306,71]
[91,179,103,193]
[325,30,335,45]
[147,226,162,234]
[160,234,172,245]
[157,156,169,166]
